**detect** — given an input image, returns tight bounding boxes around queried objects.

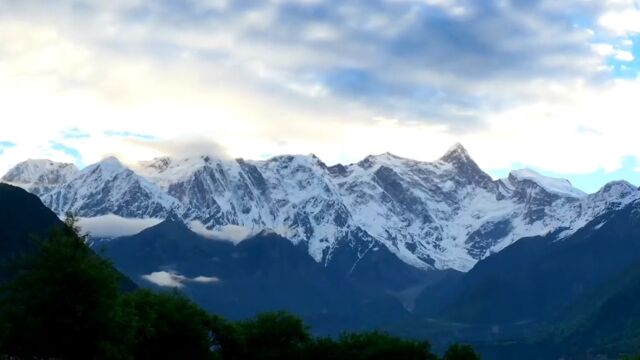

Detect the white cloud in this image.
[614,50,635,61]
[0,0,638,185]
[142,271,186,288]
[188,221,254,244]
[142,271,220,288]
[593,42,636,62]
[592,43,615,56]
[470,79,640,174]
[192,276,220,283]
[599,8,640,35]
[125,137,230,161]
[77,215,162,238]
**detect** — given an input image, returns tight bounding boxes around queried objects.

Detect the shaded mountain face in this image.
[556,263,640,359]
[98,217,419,334]
[0,183,64,267]
[4,145,639,272]
[0,183,137,290]
[417,199,640,327]
[388,199,640,360]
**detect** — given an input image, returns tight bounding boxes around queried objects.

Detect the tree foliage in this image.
[123,290,213,360]
[443,343,482,360]
[302,331,439,360]
[0,214,131,359]
[0,214,481,360]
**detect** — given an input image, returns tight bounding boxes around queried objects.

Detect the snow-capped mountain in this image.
[41,157,182,218]
[2,159,79,196]
[3,144,639,272]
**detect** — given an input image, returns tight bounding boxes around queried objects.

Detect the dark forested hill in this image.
[409,199,640,359]
[431,200,640,325]
[0,183,63,279]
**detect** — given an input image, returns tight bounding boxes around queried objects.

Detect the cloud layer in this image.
[0,0,639,191]
[77,215,162,238]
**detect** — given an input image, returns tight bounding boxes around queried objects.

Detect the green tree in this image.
[333,331,438,360]
[123,289,213,360]
[443,343,482,360]
[301,336,343,360]
[0,213,482,360]
[220,311,311,360]
[210,314,247,360]
[0,214,133,359]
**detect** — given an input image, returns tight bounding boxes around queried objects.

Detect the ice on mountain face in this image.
[508,169,587,199]
[5,146,640,273]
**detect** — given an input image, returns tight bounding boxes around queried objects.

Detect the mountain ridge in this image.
[3,145,639,272]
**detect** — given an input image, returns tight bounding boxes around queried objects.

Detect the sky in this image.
[0,0,640,193]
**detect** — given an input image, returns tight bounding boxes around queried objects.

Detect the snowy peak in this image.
[138,157,174,174]
[137,155,236,189]
[508,169,586,199]
[41,156,181,219]
[2,159,79,186]
[77,156,129,182]
[439,143,473,164]
[597,180,638,197]
[94,156,125,173]
[435,144,495,190]
[2,159,79,196]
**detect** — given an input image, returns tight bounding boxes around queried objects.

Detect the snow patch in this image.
[509,169,587,198]
[593,220,607,230]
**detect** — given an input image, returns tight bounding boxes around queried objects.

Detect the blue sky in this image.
[0,0,639,193]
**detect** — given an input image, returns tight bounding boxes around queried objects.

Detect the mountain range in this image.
[2,144,639,273]
[3,145,640,358]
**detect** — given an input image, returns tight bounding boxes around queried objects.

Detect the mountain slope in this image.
[419,199,640,327]
[0,183,137,291]
[0,183,64,268]
[98,217,412,334]
[557,263,640,359]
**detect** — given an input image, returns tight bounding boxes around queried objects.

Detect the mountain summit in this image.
[3,145,639,272]
[439,143,472,163]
